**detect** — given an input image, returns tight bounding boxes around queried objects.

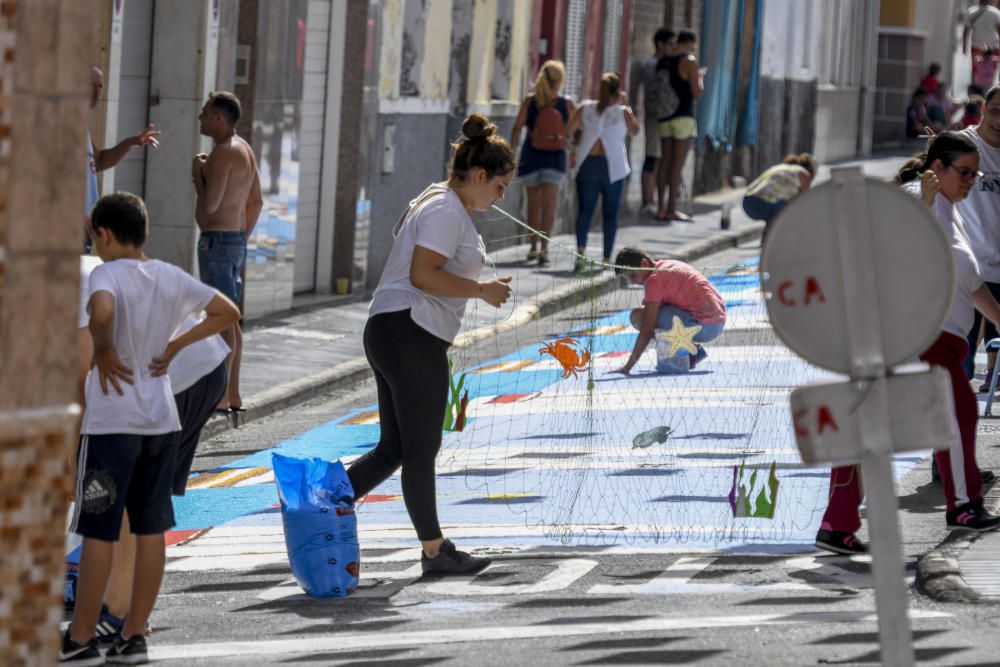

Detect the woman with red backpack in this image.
[511,60,574,266]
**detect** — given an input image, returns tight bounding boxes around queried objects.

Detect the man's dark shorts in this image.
[70,432,179,541]
[198,230,247,303]
[173,362,228,495]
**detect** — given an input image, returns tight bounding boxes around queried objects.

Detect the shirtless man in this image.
[193,91,263,412]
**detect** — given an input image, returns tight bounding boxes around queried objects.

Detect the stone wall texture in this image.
[873,30,926,146]
[0,0,92,664]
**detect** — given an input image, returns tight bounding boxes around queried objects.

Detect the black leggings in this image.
[347,309,450,541]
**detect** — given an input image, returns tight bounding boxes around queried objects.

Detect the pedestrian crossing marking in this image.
[148,610,953,661]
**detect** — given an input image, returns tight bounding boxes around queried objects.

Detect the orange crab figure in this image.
[539,337,592,379]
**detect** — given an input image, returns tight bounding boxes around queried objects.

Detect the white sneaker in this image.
[640,203,657,216]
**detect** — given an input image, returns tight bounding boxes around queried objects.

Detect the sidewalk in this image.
[206,150,909,440]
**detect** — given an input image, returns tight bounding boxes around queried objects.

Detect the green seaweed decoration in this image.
[443,358,469,432]
[728,461,780,519]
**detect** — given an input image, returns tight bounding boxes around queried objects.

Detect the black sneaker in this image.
[946,502,1000,532]
[815,529,868,555]
[978,369,995,394]
[421,539,491,575]
[983,469,997,485]
[105,634,148,665]
[59,629,104,666]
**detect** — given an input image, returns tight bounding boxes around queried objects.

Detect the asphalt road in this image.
[148,242,1000,666]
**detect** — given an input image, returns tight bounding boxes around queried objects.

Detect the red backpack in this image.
[531,105,567,152]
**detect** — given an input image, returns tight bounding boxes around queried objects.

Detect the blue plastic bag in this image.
[272,453,360,597]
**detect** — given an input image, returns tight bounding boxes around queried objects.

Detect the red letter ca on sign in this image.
[793,405,840,437]
[777,276,826,307]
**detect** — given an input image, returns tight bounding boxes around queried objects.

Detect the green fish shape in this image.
[632,425,672,449]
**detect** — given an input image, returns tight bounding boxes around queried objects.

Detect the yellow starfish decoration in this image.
[655,316,702,357]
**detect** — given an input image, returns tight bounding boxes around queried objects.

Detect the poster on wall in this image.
[111,0,123,44]
[210,0,220,50]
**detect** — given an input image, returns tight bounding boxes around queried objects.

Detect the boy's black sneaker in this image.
[946,502,1000,532]
[421,539,491,575]
[59,630,104,666]
[815,529,868,555]
[105,634,148,665]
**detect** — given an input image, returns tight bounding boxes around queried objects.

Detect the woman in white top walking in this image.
[347,113,515,575]
[566,73,639,272]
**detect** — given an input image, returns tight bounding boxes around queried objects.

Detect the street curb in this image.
[201,221,764,439]
[914,485,1000,603]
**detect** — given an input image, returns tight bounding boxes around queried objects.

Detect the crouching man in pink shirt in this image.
[611,246,726,375]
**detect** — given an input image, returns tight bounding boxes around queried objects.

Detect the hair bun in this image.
[462,113,496,141]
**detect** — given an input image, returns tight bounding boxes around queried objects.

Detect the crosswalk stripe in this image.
[149,610,951,661]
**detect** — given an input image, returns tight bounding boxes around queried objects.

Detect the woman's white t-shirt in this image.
[903,181,984,338]
[369,185,486,343]
[957,127,1000,283]
[572,101,632,183]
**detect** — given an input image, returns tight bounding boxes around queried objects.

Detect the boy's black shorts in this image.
[70,432,179,541]
[173,361,228,495]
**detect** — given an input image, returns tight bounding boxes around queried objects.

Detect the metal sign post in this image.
[762,167,959,667]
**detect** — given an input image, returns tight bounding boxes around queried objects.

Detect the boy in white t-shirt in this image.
[61,193,239,665]
[72,252,231,647]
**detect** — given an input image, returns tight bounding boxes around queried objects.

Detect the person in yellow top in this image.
[741,153,818,241]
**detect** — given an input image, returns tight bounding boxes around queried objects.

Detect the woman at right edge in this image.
[817,132,1000,555]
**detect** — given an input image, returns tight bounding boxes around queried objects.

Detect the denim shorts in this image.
[655,305,725,343]
[198,231,247,303]
[742,195,787,223]
[519,168,565,187]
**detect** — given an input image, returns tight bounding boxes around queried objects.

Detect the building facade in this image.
[360,0,634,291]
[92,0,364,318]
[89,0,636,314]
[873,0,969,147]
[0,1,92,664]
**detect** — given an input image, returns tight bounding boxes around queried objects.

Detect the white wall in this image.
[293,0,333,293]
[116,0,154,199]
[916,0,959,87]
[760,0,819,81]
[762,0,878,87]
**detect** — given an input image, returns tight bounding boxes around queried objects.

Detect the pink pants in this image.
[821,332,982,533]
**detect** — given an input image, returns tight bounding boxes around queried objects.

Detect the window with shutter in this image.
[603,0,622,75]
[564,0,587,100]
